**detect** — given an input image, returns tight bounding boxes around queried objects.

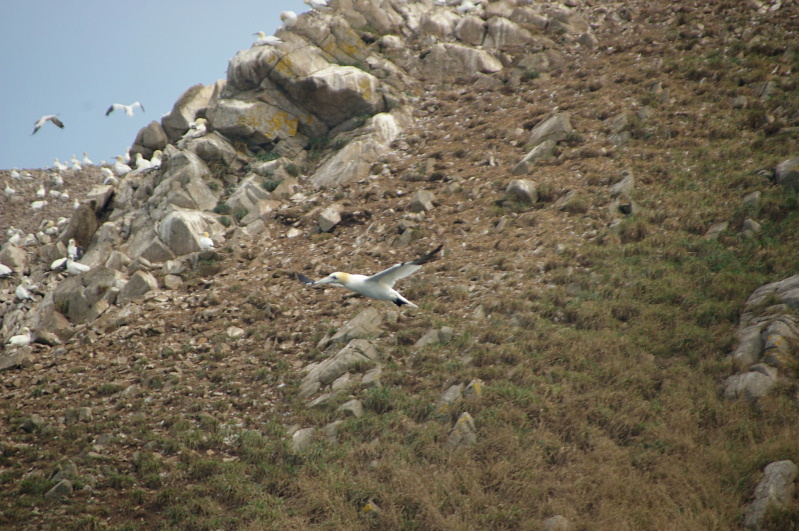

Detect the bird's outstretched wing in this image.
[296,272,316,285]
[367,244,442,287]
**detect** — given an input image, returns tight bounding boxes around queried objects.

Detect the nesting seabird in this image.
[304,0,329,10]
[106,101,145,117]
[32,114,64,135]
[70,154,82,170]
[66,258,91,275]
[50,257,68,271]
[67,238,84,261]
[199,232,215,250]
[113,155,132,176]
[30,200,48,210]
[52,158,68,172]
[252,31,283,46]
[150,150,163,169]
[297,244,443,308]
[4,181,16,197]
[280,11,298,29]
[83,152,94,165]
[0,263,13,277]
[134,152,152,171]
[6,327,32,348]
[15,278,36,301]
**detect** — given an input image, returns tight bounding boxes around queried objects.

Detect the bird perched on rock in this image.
[50,173,64,189]
[70,154,82,170]
[114,155,132,177]
[66,258,91,275]
[30,200,48,210]
[32,114,64,135]
[6,327,32,348]
[178,118,208,147]
[15,278,36,301]
[149,150,163,169]
[304,0,329,10]
[297,244,443,308]
[52,158,68,172]
[134,152,152,171]
[36,184,46,198]
[280,11,298,29]
[106,101,145,117]
[50,257,67,271]
[83,152,94,166]
[252,31,283,46]
[4,181,16,197]
[67,238,84,261]
[199,232,215,250]
[10,168,21,180]
[0,263,13,277]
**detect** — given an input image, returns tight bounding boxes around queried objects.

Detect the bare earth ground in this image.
[2,1,799,529]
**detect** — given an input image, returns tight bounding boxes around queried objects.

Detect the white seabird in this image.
[304,0,329,10]
[134,152,152,171]
[66,258,91,275]
[106,101,145,117]
[0,263,13,277]
[30,200,48,210]
[51,172,64,189]
[67,238,83,260]
[4,181,16,197]
[6,327,32,348]
[36,184,46,198]
[297,244,443,308]
[15,278,36,301]
[150,150,163,169]
[70,154,82,170]
[10,168,21,180]
[83,152,94,166]
[113,155,132,177]
[199,232,215,250]
[53,158,68,172]
[280,11,298,29]
[50,257,67,271]
[253,31,283,46]
[32,114,64,135]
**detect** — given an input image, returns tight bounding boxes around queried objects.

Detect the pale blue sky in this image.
[0,1,308,170]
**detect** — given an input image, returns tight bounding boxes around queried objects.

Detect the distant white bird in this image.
[103,175,118,186]
[280,11,298,29]
[150,150,163,169]
[30,200,48,210]
[83,152,94,165]
[32,114,64,135]
[199,232,215,250]
[73,199,80,210]
[7,229,22,246]
[36,184,46,198]
[50,257,67,271]
[59,191,69,201]
[297,244,443,308]
[51,173,64,189]
[48,189,63,199]
[134,152,152,171]
[178,118,208,146]
[21,234,37,247]
[113,155,132,177]
[15,278,36,301]
[52,158,68,172]
[66,258,91,275]
[304,0,328,10]
[4,181,16,197]
[70,154,82,170]
[122,147,131,164]
[67,238,83,260]
[0,263,13,277]
[106,101,145,117]
[10,168,21,180]
[6,327,32,348]
[253,31,283,46]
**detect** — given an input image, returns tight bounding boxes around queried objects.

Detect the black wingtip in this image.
[296,272,315,285]
[413,244,443,265]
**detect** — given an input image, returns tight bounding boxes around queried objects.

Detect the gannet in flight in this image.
[253,31,283,46]
[106,101,145,117]
[297,245,443,308]
[32,114,64,135]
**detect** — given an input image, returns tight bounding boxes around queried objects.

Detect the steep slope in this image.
[1,1,798,529]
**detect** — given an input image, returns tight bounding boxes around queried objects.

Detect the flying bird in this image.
[32,114,64,135]
[297,244,443,308]
[253,31,283,46]
[106,101,145,117]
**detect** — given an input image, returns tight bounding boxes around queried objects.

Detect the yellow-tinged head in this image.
[318,272,350,285]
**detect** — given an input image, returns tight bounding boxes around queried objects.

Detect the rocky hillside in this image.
[2,0,798,529]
